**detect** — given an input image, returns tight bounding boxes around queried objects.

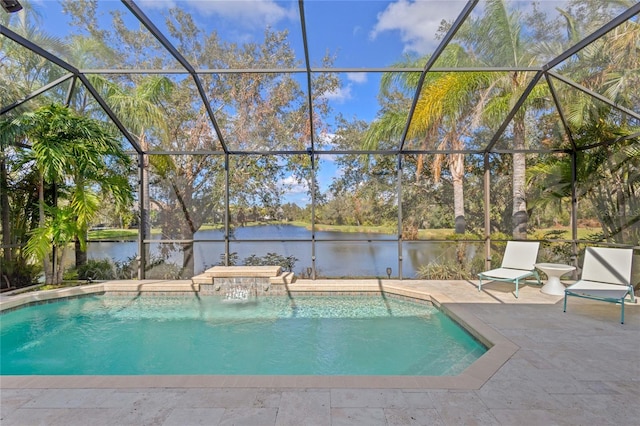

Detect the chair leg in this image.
[514,279,519,298]
[563,294,568,313]
[621,299,624,324]
[478,276,482,292]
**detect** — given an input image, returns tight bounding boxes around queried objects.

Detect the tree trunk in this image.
[38,173,53,284]
[512,117,528,239]
[141,136,151,270]
[75,237,87,269]
[56,247,65,284]
[450,153,466,234]
[182,240,194,278]
[1,154,11,264]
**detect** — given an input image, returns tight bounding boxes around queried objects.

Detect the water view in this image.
[86,224,476,278]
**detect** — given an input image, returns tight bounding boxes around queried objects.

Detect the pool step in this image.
[206,265,282,278]
[191,266,296,291]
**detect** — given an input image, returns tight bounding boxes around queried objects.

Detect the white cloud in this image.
[346,72,367,84]
[140,0,297,27]
[318,131,336,145]
[139,0,177,11]
[321,75,365,105]
[370,0,467,55]
[322,85,352,103]
[316,131,337,152]
[279,175,307,194]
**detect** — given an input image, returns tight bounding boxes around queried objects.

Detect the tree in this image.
[1,3,71,281]
[365,48,493,234]
[527,0,640,245]
[85,74,173,268]
[12,104,133,284]
[456,0,544,239]
[530,116,639,244]
[326,117,397,227]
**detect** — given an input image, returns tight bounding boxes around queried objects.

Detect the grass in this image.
[287,221,397,234]
[88,228,138,239]
[88,223,602,241]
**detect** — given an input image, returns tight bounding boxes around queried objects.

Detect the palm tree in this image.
[528,117,639,245]
[13,104,133,284]
[0,4,69,109]
[457,0,542,239]
[85,74,173,270]
[365,49,493,234]
[527,2,640,245]
[1,4,69,277]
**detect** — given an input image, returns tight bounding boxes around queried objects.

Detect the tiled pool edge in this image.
[0,280,518,390]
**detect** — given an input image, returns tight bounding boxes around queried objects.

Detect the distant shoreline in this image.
[88,222,598,241]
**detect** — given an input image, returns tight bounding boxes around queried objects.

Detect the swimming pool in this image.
[0,295,486,376]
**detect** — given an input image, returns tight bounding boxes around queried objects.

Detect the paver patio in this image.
[1,279,638,425]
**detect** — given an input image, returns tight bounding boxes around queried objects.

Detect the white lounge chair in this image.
[563,247,635,324]
[478,241,541,298]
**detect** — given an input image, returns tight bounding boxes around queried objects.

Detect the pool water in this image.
[0,295,486,376]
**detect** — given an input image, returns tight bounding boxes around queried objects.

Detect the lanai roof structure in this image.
[1,0,639,280]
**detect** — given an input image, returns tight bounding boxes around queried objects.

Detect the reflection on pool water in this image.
[0,295,486,376]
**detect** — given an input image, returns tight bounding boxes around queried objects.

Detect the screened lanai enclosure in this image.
[1,0,639,286]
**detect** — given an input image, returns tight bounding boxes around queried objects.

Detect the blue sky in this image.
[130,0,468,205]
[132,0,469,120]
[27,0,572,206]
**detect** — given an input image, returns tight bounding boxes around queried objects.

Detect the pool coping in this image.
[0,280,518,390]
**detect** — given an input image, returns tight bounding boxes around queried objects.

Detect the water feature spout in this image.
[224,283,258,302]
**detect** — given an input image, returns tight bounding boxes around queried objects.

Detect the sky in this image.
[136,0,468,119]
[132,0,468,205]
[24,0,575,206]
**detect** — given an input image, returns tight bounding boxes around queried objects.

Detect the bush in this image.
[76,258,118,281]
[145,261,183,279]
[217,252,239,266]
[243,252,298,272]
[0,257,40,289]
[416,238,486,280]
[417,261,474,280]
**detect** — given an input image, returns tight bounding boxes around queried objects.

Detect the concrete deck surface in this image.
[1,279,638,425]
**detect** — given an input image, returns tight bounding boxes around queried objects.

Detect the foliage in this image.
[55,4,342,276]
[417,261,474,280]
[146,261,183,280]
[534,230,575,264]
[2,0,638,280]
[0,257,40,289]
[243,253,298,272]
[68,258,117,281]
[217,252,240,267]
[416,237,486,280]
[215,251,297,272]
[3,103,133,284]
[527,116,640,245]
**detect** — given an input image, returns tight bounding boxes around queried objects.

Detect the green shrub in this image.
[74,258,118,281]
[243,252,298,272]
[417,261,474,280]
[0,258,40,289]
[146,261,183,279]
[217,252,239,266]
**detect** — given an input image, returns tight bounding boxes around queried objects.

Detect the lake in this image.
[86,224,478,278]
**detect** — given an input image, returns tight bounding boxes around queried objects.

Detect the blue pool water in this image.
[0,295,486,376]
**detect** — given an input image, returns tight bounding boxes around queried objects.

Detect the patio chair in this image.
[478,241,541,298]
[563,247,635,324]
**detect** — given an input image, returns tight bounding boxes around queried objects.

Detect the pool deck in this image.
[1,279,639,425]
